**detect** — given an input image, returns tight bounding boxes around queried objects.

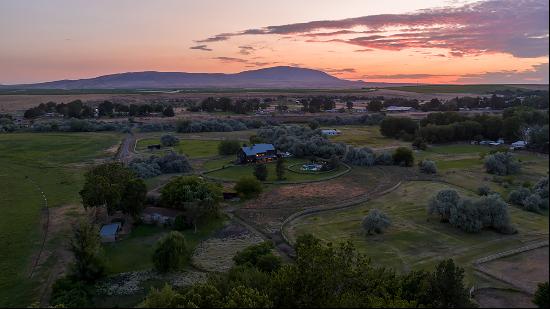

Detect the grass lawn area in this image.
[325,125,411,149]
[288,181,549,284]
[205,158,349,182]
[202,155,235,171]
[137,138,220,158]
[426,144,492,155]
[103,217,225,274]
[0,132,122,307]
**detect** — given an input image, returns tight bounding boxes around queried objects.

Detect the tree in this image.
[160,176,222,211]
[412,137,428,150]
[234,176,263,198]
[346,101,354,110]
[484,152,521,175]
[120,178,147,218]
[254,164,268,181]
[223,285,272,308]
[533,282,549,308]
[308,120,320,130]
[380,117,418,139]
[477,185,492,196]
[50,277,91,308]
[362,209,391,234]
[234,242,281,273]
[428,189,461,222]
[153,231,190,273]
[393,147,414,167]
[160,134,179,147]
[79,162,147,215]
[428,259,474,308]
[69,219,105,282]
[162,106,175,117]
[368,99,383,112]
[275,158,286,180]
[218,140,241,155]
[141,284,185,308]
[419,160,437,174]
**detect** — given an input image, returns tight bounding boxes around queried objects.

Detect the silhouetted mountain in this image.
[4,66,367,89]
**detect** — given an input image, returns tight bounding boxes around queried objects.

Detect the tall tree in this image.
[69,219,105,282]
[275,158,286,180]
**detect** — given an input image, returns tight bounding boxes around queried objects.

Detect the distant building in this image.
[238,144,276,164]
[510,141,527,150]
[100,222,122,243]
[321,129,341,136]
[141,207,184,226]
[385,106,416,113]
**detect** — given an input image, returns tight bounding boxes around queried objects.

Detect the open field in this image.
[205,158,349,183]
[326,125,411,149]
[0,132,123,307]
[287,180,549,284]
[386,84,549,94]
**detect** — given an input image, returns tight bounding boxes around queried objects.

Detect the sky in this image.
[0,0,548,85]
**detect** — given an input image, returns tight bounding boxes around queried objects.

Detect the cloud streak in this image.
[195,0,549,58]
[189,44,212,51]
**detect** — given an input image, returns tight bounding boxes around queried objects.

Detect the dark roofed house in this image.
[238,144,276,164]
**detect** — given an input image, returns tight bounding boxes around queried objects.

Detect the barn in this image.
[237,144,277,164]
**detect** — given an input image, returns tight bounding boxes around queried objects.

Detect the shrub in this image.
[533,282,549,308]
[362,209,391,234]
[234,176,263,198]
[344,147,375,166]
[419,160,437,174]
[523,194,543,213]
[218,140,241,155]
[412,137,428,150]
[160,134,179,147]
[375,152,393,165]
[153,231,189,273]
[428,189,461,222]
[393,147,414,167]
[253,164,268,181]
[477,185,493,196]
[173,214,192,231]
[50,277,91,308]
[484,152,521,175]
[234,242,282,272]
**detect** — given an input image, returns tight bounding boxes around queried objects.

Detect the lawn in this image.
[0,132,122,307]
[325,125,411,149]
[205,158,349,183]
[103,217,226,274]
[136,138,220,158]
[287,181,549,284]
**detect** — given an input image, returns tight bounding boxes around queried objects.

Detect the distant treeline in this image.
[380,107,549,152]
[23,100,175,119]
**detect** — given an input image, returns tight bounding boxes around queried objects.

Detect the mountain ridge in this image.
[2,66,367,89]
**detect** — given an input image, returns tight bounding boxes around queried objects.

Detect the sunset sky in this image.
[0,0,548,85]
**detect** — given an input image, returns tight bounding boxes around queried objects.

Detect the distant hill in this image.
[2,66,367,89]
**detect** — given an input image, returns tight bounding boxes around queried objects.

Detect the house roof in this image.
[241,144,275,156]
[142,207,184,218]
[100,223,121,237]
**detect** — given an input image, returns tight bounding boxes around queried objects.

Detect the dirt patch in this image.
[474,288,536,308]
[478,246,549,294]
[191,223,264,272]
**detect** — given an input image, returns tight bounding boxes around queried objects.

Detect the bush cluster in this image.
[484,152,521,175]
[362,209,391,234]
[129,152,192,178]
[508,176,549,213]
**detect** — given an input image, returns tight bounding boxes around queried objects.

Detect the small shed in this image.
[141,207,184,226]
[100,222,122,243]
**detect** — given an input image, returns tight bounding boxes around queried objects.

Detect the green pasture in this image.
[325,125,411,149]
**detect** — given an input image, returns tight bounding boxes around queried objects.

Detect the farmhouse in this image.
[141,207,184,226]
[100,222,122,243]
[238,143,277,164]
[321,129,341,136]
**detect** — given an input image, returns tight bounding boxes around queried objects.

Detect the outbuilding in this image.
[100,222,122,243]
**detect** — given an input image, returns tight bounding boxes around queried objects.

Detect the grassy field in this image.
[103,218,225,274]
[325,125,411,149]
[288,181,549,284]
[136,138,220,158]
[205,158,349,182]
[386,84,543,94]
[0,132,122,307]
